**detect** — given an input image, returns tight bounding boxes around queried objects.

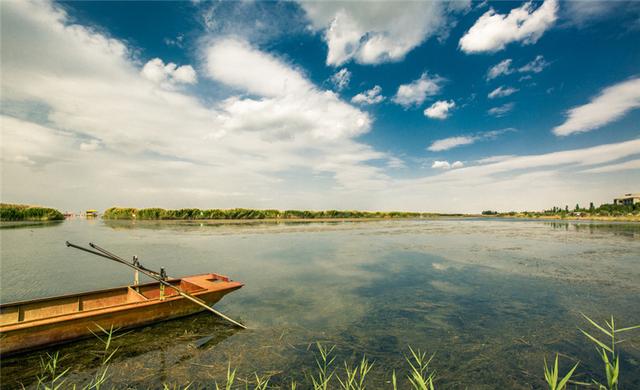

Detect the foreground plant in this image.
[308,342,336,390]
[35,324,119,390]
[579,313,640,390]
[543,354,579,390]
[337,356,374,390]
[26,314,639,389]
[405,347,436,390]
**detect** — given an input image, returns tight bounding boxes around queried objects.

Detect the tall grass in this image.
[0,203,64,221]
[35,324,119,389]
[102,207,453,220]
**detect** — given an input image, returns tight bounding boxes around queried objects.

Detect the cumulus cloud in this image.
[432,160,464,170]
[300,1,470,66]
[459,0,558,53]
[392,73,443,108]
[1,0,395,211]
[424,100,456,119]
[141,58,197,87]
[3,0,638,214]
[206,39,372,141]
[330,68,351,91]
[206,38,312,98]
[488,103,514,117]
[351,85,384,105]
[553,77,640,136]
[488,86,518,99]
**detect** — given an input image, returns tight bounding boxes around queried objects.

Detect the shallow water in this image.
[1,218,639,388]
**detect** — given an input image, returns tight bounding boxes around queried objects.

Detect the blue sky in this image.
[1,0,639,212]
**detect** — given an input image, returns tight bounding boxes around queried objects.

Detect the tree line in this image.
[482,201,640,217]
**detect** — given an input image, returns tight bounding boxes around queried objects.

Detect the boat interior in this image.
[0,278,212,326]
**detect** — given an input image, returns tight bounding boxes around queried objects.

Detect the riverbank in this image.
[490,213,640,222]
[102,207,465,220]
[0,203,64,221]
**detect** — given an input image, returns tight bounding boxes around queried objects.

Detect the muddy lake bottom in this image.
[1,219,639,388]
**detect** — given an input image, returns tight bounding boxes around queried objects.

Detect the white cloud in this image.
[487,55,549,81]
[388,138,640,213]
[300,1,470,66]
[427,129,512,152]
[581,159,640,173]
[206,38,312,98]
[330,68,351,91]
[1,0,395,211]
[164,34,184,48]
[351,85,384,105]
[459,0,558,53]
[488,102,514,117]
[486,59,513,80]
[392,73,443,108]
[561,1,638,27]
[141,58,197,87]
[79,139,102,152]
[432,160,464,170]
[476,155,516,164]
[2,0,638,214]
[488,86,518,99]
[424,100,456,119]
[428,136,476,152]
[553,77,640,136]
[206,39,372,141]
[518,55,549,73]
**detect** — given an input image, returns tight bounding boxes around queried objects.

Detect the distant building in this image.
[613,193,640,205]
[86,209,99,217]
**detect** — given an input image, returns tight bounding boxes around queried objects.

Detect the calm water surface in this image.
[1,218,639,389]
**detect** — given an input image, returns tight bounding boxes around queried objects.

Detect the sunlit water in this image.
[1,218,639,389]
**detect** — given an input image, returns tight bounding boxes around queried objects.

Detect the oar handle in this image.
[66,241,247,329]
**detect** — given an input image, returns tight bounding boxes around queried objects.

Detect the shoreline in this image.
[100,214,640,223]
[489,214,640,222]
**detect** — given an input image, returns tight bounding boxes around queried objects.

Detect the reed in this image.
[28,315,639,389]
[0,203,64,221]
[578,313,640,390]
[102,207,453,221]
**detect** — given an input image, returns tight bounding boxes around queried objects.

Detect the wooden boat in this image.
[0,273,243,356]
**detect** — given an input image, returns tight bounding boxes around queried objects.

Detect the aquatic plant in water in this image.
[29,315,639,389]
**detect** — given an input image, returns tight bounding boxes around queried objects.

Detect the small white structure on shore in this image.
[613,193,640,205]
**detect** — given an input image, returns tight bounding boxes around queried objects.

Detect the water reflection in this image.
[546,221,640,238]
[0,220,63,230]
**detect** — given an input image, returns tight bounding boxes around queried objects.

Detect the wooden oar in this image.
[65,241,247,329]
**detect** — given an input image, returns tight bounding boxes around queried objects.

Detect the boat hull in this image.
[0,274,243,356]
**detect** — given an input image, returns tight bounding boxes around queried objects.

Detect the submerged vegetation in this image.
[102,207,458,220]
[0,203,65,221]
[28,315,639,389]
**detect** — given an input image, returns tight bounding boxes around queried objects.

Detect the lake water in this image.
[1,218,639,389]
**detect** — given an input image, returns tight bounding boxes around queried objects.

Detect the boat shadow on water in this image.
[0,311,240,389]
